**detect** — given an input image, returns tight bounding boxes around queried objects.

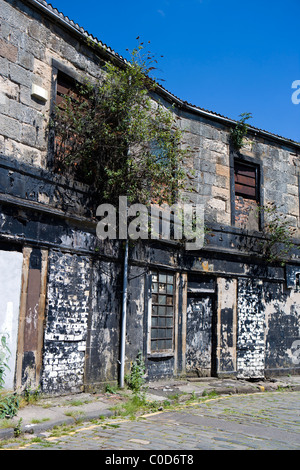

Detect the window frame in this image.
[148,270,176,355]
[230,155,263,229]
[56,70,81,109]
[234,161,259,202]
[48,59,84,168]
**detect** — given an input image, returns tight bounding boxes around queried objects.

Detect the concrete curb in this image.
[1,377,299,442]
[24,409,114,436]
[0,408,113,441]
[0,427,14,441]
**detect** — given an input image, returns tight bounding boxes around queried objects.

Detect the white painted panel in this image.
[0,250,23,390]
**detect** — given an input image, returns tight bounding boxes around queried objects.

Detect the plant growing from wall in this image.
[52,41,190,206]
[230,112,252,151]
[125,351,146,395]
[257,202,298,265]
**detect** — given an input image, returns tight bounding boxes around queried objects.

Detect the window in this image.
[151,271,175,352]
[56,70,80,108]
[149,137,179,206]
[53,71,85,174]
[234,160,260,230]
[234,162,258,201]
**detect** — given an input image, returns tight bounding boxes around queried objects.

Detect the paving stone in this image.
[2,391,299,451]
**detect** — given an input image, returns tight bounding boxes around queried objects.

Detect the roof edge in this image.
[23,0,300,151]
[155,85,300,151]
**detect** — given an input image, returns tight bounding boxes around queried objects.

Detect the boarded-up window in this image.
[54,71,83,171]
[234,162,258,201]
[56,71,80,108]
[234,161,260,230]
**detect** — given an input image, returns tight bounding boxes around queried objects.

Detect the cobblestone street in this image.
[3,391,300,451]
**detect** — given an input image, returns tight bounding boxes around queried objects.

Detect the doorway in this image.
[185,275,216,377]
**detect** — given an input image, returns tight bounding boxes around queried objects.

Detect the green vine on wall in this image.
[230,112,252,151]
[257,202,298,266]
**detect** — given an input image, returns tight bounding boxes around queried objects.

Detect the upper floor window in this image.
[53,71,86,177]
[234,162,258,201]
[56,71,80,108]
[234,160,260,230]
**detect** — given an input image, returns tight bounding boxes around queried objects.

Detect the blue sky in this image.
[51,0,300,142]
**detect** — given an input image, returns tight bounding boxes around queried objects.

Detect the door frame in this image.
[184,288,217,377]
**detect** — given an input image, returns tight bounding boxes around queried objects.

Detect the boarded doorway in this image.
[185,276,216,377]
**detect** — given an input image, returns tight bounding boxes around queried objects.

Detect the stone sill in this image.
[147,352,174,360]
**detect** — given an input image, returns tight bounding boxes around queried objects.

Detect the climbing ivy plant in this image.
[230,112,252,151]
[257,202,298,265]
[124,351,146,395]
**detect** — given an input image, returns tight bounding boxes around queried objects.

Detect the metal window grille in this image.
[151,271,174,352]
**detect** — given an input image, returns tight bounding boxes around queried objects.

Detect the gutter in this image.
[24,0,126,65]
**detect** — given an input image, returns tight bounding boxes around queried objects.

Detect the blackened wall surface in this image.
[84,259,122,390]
[186,295,213,376]
[264,281,300,375]
[41,251,91,394]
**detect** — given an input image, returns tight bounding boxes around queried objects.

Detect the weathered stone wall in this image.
[0,0,102,169]
[0,0,50,167]
[179,110,300,236]
[2,0,299,236]
[179,113,231,226]
[216,278,237,376]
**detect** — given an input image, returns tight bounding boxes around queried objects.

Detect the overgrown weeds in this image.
[0,335,20,419]
[0,393,20,419]
[124,351,146,398]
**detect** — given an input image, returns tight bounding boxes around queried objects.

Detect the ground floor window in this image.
[151,271,175,352]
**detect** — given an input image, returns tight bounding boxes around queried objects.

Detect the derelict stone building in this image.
[0,0,300,395]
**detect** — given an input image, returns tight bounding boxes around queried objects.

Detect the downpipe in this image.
[119,239,129,388]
